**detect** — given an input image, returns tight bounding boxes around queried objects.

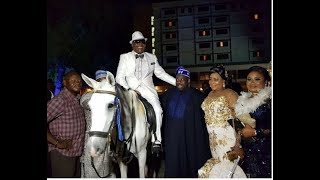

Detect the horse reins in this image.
[87,89,137,176]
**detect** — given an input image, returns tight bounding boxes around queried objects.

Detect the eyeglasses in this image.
[132,40,146,44]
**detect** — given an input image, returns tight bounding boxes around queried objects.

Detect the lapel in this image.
[143,53,153,76]
[128,51,136,71]
[130,51,153,78]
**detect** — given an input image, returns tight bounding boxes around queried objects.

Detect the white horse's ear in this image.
[81,73,99,89]
[106,71,115,86]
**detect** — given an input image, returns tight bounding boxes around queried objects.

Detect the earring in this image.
[267,81,271,87]
[223,83,225,88]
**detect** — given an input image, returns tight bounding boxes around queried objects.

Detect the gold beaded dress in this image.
[198,94,246,178]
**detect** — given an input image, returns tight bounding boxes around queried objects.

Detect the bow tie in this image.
[135,54,144,59]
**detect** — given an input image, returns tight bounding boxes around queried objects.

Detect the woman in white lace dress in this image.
[198,65,246,178]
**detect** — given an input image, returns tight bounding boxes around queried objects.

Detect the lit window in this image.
[165,32,176,39]
[216,41,228,47]
[254,14,259,20]
[151,27,154,36]
[199,30,210,37]
[151,16,154,25]
[200,54,211,61]
[152,38,155,47]
[152,49,155,54]
[168,21,173,27]
[253,50,265,57]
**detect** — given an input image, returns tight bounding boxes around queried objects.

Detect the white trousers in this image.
[138,87,162,143]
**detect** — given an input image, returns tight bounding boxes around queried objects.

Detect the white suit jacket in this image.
[116,51,176,97]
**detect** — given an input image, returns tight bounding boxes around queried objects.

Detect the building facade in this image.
[151,0,271,90]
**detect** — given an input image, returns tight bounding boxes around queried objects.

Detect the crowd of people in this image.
[47,31,272,178]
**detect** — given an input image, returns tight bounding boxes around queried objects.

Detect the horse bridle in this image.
[87,90,117,178]
[88,90,117,140]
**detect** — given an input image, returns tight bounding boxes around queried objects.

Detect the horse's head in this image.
[80,72,116,157]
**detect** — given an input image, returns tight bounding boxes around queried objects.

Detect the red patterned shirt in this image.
[47,88,86,157]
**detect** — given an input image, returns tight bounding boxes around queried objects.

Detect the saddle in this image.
[136,94,156,134]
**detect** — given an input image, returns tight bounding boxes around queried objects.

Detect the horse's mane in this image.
[115,83,137,141]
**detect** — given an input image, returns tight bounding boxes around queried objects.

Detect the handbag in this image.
[227,118,244,133]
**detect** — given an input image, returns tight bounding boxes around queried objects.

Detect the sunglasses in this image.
[133,40,146,44]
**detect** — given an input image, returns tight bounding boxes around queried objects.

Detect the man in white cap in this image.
[95,70,108,82]
[115,31,176,152]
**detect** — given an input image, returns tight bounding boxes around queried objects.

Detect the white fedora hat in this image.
[129,31,148,44]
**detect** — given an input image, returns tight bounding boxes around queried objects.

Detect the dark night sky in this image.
[47,0,174,77]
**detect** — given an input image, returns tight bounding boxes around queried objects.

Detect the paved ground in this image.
[157,160,165,177]
[114,155,165,178]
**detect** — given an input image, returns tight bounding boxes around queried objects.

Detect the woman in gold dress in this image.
[198,65,246,178]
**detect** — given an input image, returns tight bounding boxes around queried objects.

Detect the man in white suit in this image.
[116,31,176,152]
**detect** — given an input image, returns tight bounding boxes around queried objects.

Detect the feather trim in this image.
[235,87,271,115]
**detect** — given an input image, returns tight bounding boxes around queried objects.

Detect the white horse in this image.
[81,72,151,178]
[80,72,116,178]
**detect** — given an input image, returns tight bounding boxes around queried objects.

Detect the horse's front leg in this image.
[118,161,128,178]
[137,148,147,178]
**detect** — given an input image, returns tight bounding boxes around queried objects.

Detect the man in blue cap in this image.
[161,66,212,178]
[95,70,108,82]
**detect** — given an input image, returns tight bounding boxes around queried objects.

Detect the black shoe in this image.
[152,142,162,155]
